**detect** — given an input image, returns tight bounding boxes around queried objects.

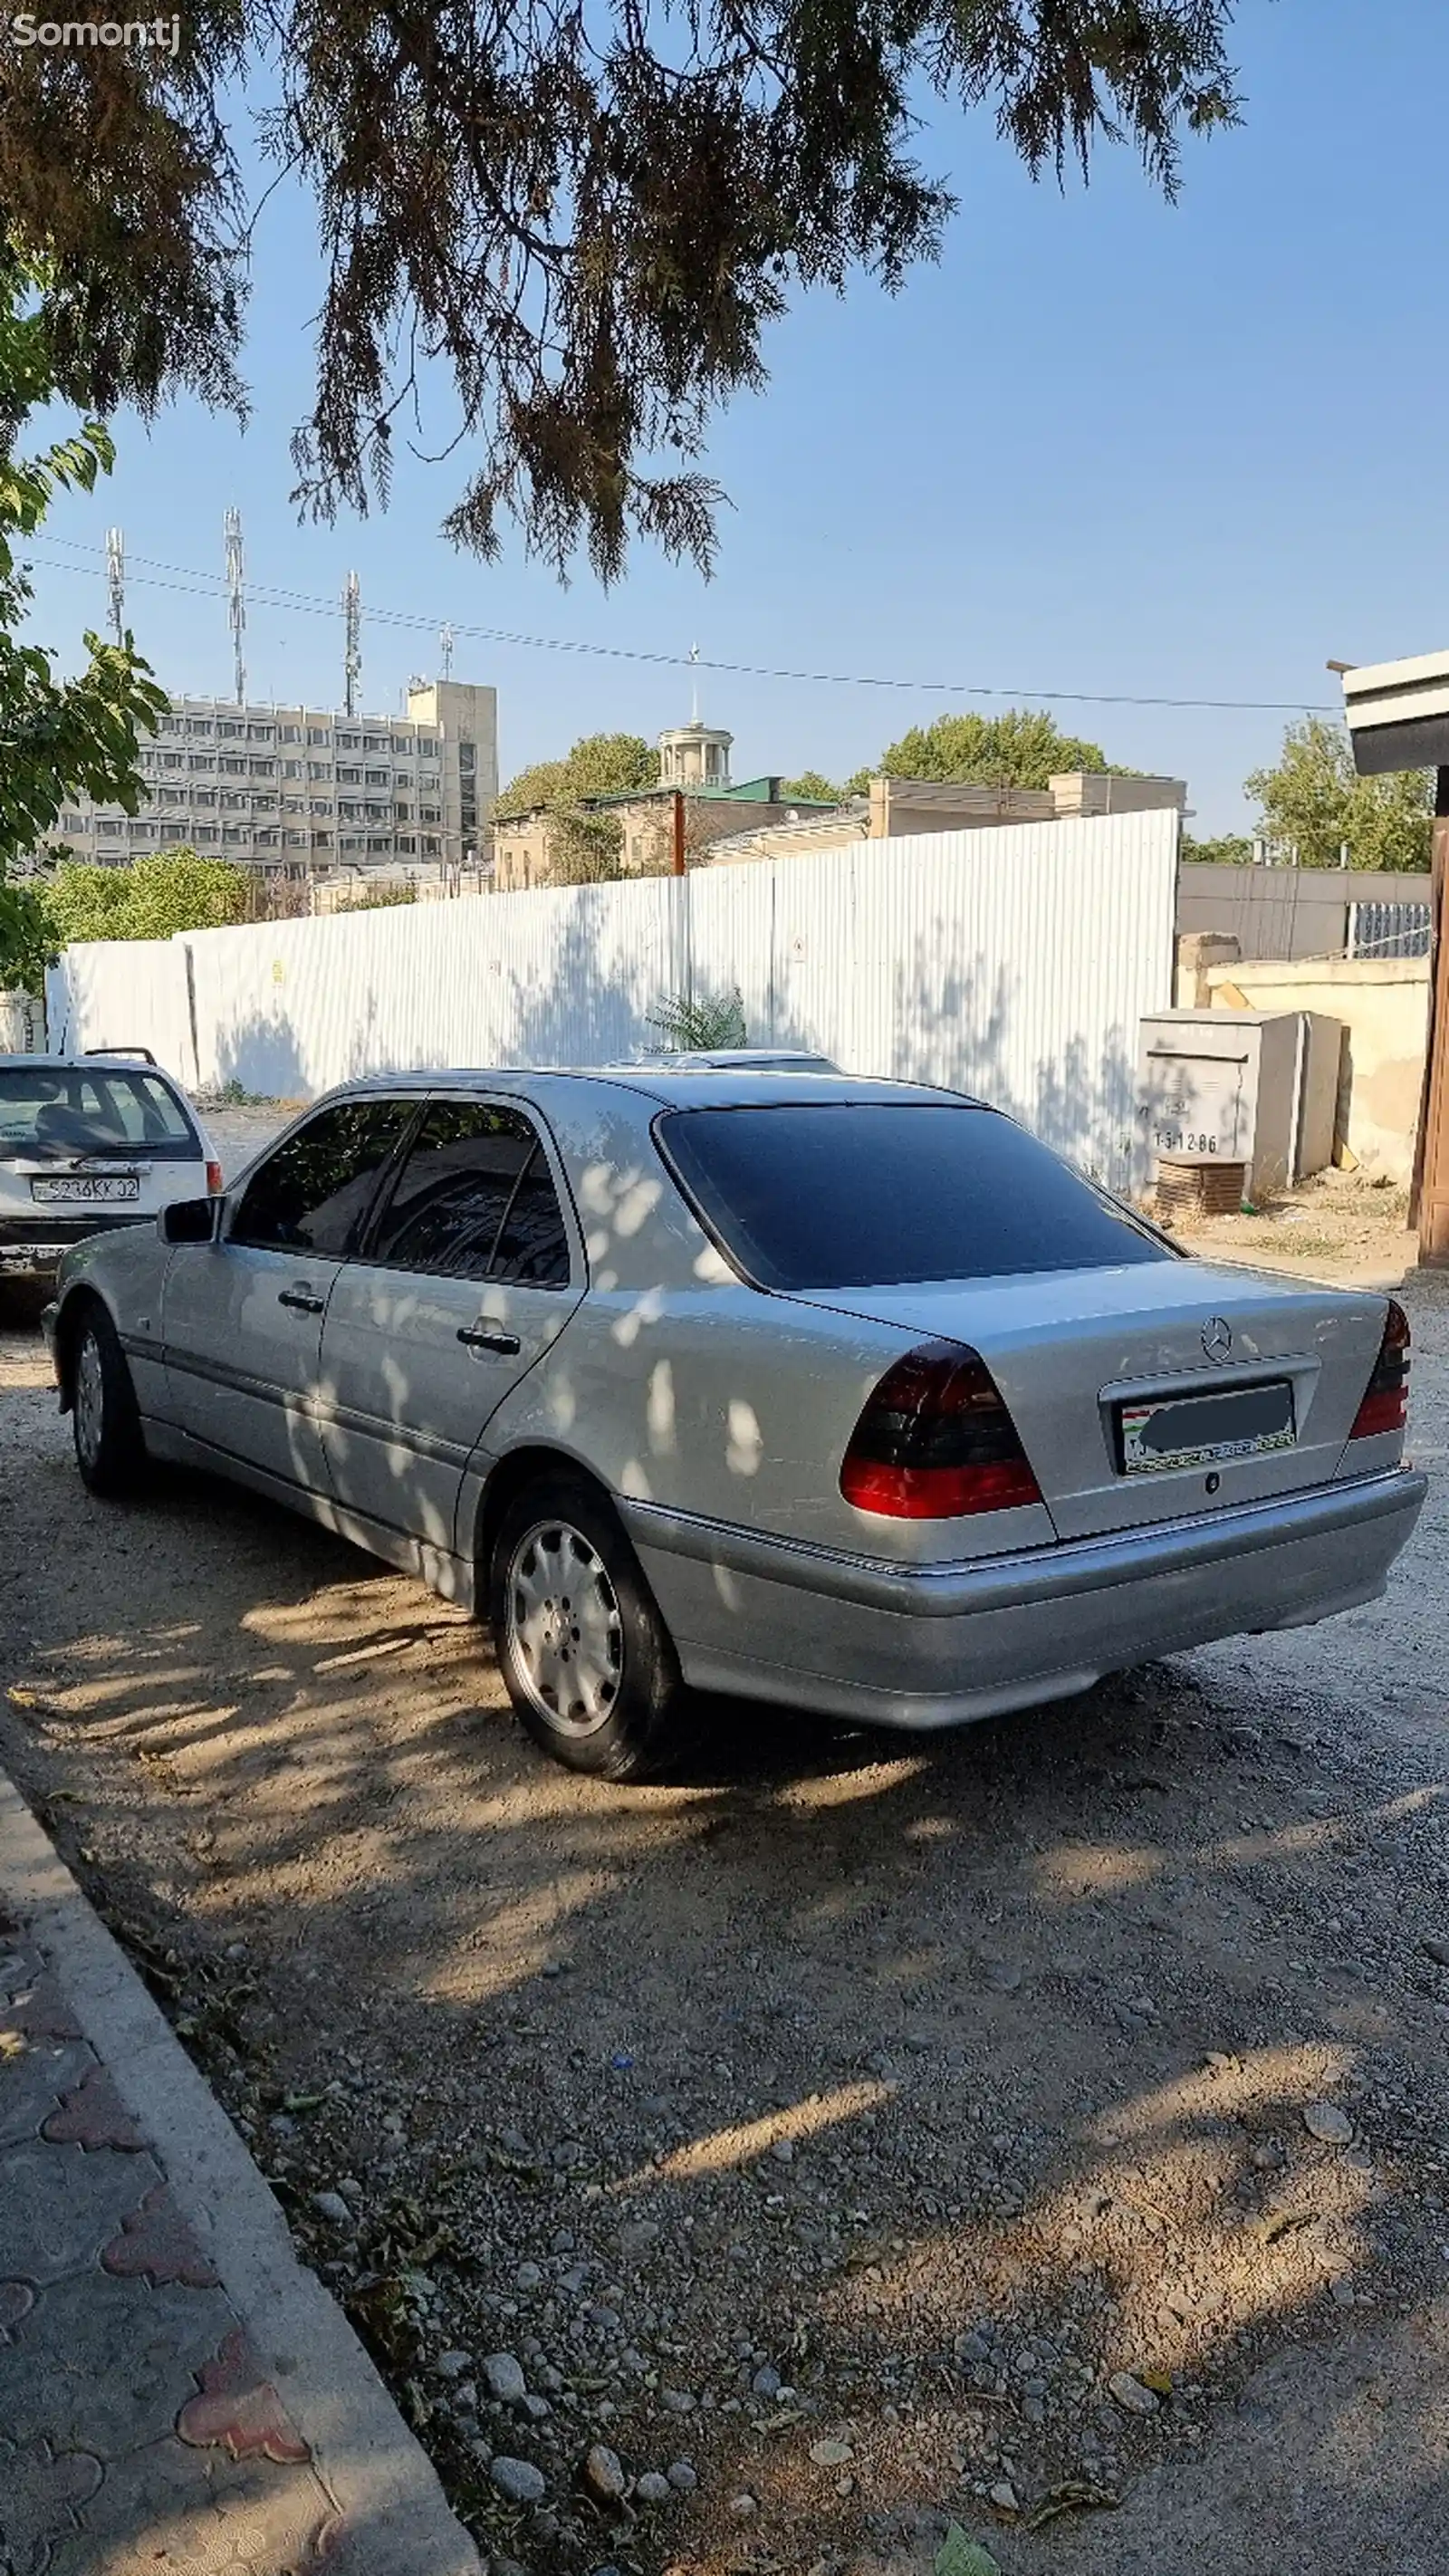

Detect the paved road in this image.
[0,1283,1445,2575]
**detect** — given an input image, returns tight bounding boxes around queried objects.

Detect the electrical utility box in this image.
[1136,1010,1343,1203]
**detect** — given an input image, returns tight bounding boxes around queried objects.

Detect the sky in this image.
[21,1,1449,834]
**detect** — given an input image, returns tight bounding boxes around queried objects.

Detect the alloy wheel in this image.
[505,1518,624,1735]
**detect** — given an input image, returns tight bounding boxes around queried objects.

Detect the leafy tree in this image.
[780,772,850,804]
[43,850,249,947]
[1182,831,1253,865]
[873,709,1109,790]
[0,250,168,990]
[1245,717,1432,872]
[496,732,656,817]
[1,6,1240,577]
[548,806,629,885]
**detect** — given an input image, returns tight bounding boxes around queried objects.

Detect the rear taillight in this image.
[1349,1298,1410,1440]
[206,1159,224,1195]
[840,1338,1042,1519]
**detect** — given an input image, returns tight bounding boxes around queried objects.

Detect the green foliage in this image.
[780,771,849,804]
[43,851,249,947]
[497,733,657,817]
[934,2531,1001,2576]
[0,244,168,986]
[648,987,748,1051]
[548,806,627,885]
[874,709,1109,791]
[1245,717,1433,871]
[334,879,417,910]
[1182,831,1254,865]
[1,5,1238,579]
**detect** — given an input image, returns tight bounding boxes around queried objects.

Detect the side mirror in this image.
[160,1196,220,1245]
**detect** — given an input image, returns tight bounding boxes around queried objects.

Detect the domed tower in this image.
[657,717,733,791]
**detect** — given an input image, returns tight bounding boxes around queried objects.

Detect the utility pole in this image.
[671,788,686,876]
[105,527,125,646]
[225,508,246,703]
[1414,768,1449,1263]
[343,572,361,717]
[1339,652,1449,1265]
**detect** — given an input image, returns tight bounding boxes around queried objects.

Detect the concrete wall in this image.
[1204,956,1430,1182]
[1179,863,1429,961]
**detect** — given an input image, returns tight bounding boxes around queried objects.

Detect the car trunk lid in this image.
[792,1262,1388,1541]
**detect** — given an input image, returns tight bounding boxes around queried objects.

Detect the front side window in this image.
[231,1100,413,1256]
[369,1101,570,1285]
[657,1103,1174,1291]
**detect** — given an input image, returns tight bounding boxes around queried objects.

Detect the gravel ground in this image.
[0,1276,1446,2576]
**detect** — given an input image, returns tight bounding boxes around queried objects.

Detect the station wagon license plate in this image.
[30,1173,139,1205]
[1120,1380,1296,1475]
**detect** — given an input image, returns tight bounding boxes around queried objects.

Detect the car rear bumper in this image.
[621,1466,1428,1727]
[0,1214,154,1281]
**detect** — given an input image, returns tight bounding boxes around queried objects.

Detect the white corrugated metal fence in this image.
[46,812,1176,1189]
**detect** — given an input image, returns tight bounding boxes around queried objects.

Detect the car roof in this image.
[326,1064,983,1111]
[0,1052,180,1079]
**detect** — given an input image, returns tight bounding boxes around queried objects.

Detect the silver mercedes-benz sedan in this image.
[43,1065,1425,1778]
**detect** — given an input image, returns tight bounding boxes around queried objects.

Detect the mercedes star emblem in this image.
[1202,1317,1233,1363]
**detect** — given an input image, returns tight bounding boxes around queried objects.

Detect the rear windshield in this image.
[657,1103,1172,1290]
[0,1066,197,1161]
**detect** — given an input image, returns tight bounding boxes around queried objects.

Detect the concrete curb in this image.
[0,1764,482,2576]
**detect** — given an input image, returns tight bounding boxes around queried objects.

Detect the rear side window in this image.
[657,1103,1171,1290]
[0,1066,197,1160]
[368,1100,571,1287]
[232,1100,413,1255]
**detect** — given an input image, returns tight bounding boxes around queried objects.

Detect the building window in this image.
[249,757,275,776]
[336,730,360,750]
[307,727,331,746]
[307,761,332,782]
[312,829,331,849]
[364,733,387,751]
[280,725,302,743]
[419,803,441,822]
[338,764,362,783]
[458,741,475,772]
[367,834,391,852]
[394,802,410,822]
[391,735,414,754]
[221,755,246,775]
[423,836,440,856]
[217,720,243,737]
[188,754,214,773]
[247,722,273,742]
[195,825,219,844]
[187,718,214,737]
[365,767,389,787]
[397,834,416,853]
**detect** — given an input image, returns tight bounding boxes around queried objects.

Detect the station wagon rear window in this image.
[657,1103,1172,1290]
[0,1066,197,1160]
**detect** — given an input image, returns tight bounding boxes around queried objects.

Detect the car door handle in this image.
[278,1287,326,1315]
[457,1327,521,1355]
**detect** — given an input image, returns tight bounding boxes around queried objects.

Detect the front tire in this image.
[488,1472,686,1778]
[71,1304,148,1498]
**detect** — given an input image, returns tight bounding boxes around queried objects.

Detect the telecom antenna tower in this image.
[343,572,361,716]
[104,528,125,646]
[224,508,246,703]
[439,620,455,679]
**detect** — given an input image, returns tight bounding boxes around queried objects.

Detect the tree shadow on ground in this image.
[1,1330,1445,2575]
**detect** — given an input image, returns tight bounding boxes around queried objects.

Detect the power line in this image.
[22,531,1339,716]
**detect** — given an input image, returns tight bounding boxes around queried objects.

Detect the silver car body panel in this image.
[44,1064,1426,1734]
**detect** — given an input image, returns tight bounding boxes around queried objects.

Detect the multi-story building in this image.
[45,678,497,879]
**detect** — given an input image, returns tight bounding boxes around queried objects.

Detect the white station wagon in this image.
[43,1065,1424,1777]
[1,1053,220,1291]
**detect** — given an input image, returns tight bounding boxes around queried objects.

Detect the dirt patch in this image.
[1170,1168,1417,1289]
[1,1302,1446,2575]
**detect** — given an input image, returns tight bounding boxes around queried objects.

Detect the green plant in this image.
[0,245,168,987]
[42,850,249,946]
[648,987,748,1051]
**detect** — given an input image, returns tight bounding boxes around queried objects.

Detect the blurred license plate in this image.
[1120,1380,1295,1475]
[31,1174,139,1205]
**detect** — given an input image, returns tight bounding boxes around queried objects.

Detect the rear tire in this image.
[71,1303,148,1498]
[488,1471,686,1779]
